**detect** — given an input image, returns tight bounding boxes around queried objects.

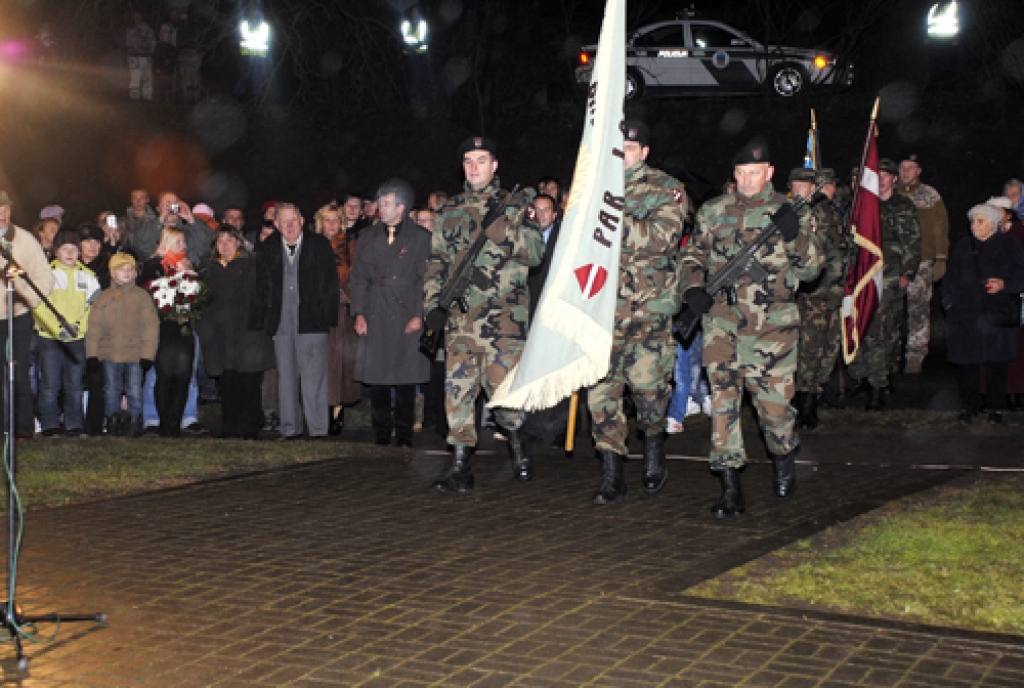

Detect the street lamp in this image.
[240,17,270,57]
[926,2,959,39]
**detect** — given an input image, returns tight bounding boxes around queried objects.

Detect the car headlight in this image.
[579,51,591,66]
[813,55,829,69]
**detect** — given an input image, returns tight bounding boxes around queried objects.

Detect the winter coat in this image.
[33,260,100,341]
[195,253,276,375]
[85,282,160,363]
[943,231,1024,364]
[259,230,340,335]
[0,224,55,320]
[349,217,431,385]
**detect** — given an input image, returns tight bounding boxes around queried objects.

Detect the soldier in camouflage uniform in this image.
[847,158,922,409]
[679,140,823,518]
[590,121,686,506]
[425,137,545,494]
[897,154,948,374]
[792,167,849,430]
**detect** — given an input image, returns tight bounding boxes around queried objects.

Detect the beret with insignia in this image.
[878,158,898,175]
[458,136,498,160]
[732,137,771,166]
[622,120,650,146]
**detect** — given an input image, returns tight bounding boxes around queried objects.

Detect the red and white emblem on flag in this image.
[575,264,608,300]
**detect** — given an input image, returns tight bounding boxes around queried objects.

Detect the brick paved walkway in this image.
[2,428,1022,686]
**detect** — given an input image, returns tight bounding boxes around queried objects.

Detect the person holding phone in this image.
[128,191,214,270]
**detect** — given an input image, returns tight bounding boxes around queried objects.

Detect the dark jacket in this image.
[195,253,276,375]
[527,220,561,323]
[260,229,340,335]
[943,231,1024,364]
[349,217,431,385]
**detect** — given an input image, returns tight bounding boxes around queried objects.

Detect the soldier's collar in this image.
[737,181,775,205]
[464,175,501,197]
[625,161,648,184]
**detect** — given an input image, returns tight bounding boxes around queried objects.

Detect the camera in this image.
[170,203,180,213]
[105,215,117,228]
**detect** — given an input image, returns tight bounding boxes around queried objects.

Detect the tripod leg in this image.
[21,612,107,624]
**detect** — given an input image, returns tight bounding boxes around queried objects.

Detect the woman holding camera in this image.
[943,203,1024,424]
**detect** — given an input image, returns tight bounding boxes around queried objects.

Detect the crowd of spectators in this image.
[0,173,1022,444]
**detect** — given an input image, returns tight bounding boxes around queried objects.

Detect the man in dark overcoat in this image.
[350,179,432,446]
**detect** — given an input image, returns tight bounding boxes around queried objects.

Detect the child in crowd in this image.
[85,253,160,437]
[32,230,101,436]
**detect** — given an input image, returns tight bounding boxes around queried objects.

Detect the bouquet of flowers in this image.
[146,268,206,334]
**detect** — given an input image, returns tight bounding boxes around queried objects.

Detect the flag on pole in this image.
[490,0,626,411]
[803,109,820,170]
[841,98,883,364]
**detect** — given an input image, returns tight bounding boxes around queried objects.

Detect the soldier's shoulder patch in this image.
[526,205,537,222]
[671,188,684,206]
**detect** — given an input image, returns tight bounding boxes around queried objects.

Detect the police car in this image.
[576,16,853,99]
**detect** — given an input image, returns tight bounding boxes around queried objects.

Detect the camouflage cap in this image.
[731,138,770,166]
[815,168,837,184]
[622,120,650,146]
[788,168,817,184]
[458,136,498,160]
[878,158,898,175]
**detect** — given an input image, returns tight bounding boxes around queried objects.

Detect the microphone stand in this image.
[0,243,105,672]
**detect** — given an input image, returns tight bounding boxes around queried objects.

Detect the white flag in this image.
[490,0,625,411]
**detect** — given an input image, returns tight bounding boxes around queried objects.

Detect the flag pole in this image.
[564,391,579,452]
[848,96,880,225]
[810,108,818,169]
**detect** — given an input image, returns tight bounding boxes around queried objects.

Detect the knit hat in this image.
[52,228,79,251]
[108,252,137,273]
[39,204,64,220]
[79,223,105,243]
[192,203,219,230]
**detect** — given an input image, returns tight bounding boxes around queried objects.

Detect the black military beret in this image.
[788,168,817,184]
[901,153,919,164]
[622,120,650,147]
[815,168,837,184]
[731,138,771,166]
[458,136,498,159]
[879,158,898,174]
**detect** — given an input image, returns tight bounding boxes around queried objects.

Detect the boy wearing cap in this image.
[86,253,160,437]
[678,139,823,517]
[33,230,101,437]
[425,136,544,493]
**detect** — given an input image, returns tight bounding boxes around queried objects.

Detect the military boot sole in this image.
[592,490,627,506]
[433,475,475,494]
[711,500,746,518]
[641,468,668,495]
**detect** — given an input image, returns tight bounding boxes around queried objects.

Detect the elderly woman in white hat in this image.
[943,203,1024,423]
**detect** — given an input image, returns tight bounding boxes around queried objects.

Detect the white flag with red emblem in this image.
[842,106,884,364]
[490,0,625,411]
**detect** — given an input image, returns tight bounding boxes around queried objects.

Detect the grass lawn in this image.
[3,437,376,510]
[688,473,1024,635]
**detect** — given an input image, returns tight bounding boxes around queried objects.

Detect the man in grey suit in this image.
[350,179,432,447]
[261,203,340,440]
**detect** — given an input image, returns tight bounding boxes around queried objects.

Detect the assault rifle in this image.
[675,181,826,341]
[419,185,520,358]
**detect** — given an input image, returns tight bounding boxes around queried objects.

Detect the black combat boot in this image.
[799,394,819,430]
[866,385,885,411]
[641,432,667,494]
[592,450,627,505]
[771,446,798,500]
[433,446,475,494]
[710,468,745,518]
[507,428,533,482]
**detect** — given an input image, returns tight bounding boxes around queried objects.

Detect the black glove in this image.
[772,204,800,242]
[682,287,714,317]
[140,359,153,372]
[86,357,102,376]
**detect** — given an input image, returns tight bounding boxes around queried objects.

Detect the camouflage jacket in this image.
[618,162,686,323]
[797,195,848,306]
[897,180,948,262]
[879,193,922,283]
[680,182,823,325]
[423,176,544,341]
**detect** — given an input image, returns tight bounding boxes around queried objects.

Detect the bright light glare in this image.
[813,56,828,69]
[927,2,959,38]
[240,20,270,53]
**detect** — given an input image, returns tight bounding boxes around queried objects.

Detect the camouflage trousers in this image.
[847,282,905,388]
[795,296,842,394]
[904,260,933,364]
[445,334,525,446]
[704,317,799,470]
[589,316,674,455]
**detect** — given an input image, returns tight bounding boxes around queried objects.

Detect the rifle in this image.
[419,185,520,358]
[676,181,826,341]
